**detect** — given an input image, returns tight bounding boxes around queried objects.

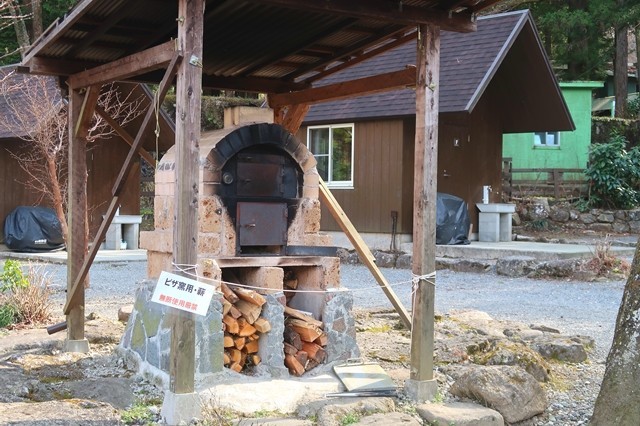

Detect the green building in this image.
[503,81,602,179]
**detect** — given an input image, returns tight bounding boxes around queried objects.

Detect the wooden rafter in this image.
[302,31,416,84]
[64,52,182,315]
[269,67,415,108]
[68,40,177,89]
[250,0,476,32]
[65,2,133,57]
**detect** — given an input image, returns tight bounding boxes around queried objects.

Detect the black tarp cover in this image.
[436,193,470,245]
[3,206,65,252]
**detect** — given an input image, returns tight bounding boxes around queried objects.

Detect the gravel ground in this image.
[38,259,627,425]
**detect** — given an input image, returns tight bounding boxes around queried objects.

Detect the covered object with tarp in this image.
[3,206,65,252]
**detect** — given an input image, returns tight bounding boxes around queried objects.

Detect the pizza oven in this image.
[139,109,358,378]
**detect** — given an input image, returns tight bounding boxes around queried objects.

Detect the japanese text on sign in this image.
[151,271,216,316]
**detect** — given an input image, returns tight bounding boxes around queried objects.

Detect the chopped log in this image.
[222,298,232,316]
[223,315,239,334]
[231,286,266,306]
[248,333,260,341]
[284,327,302,350]
[237,317,247,328]
[240,351,247,366]
[253,317,271,333]
[223,352,230,365]
[234,337,246,350]
[285,354,305,376]
[220,282,239,304]
[245,339,259,354]
[306,359,319,371]
[228,304,242,319]
[223,335,234,348]
[284,306,323,328]
[284,278,298,289]
[314,333,328,346]
[286,318,322,342]
[235,299,262,324]
[283,342,299,356]
[295,350,309,369]
[238,323,257,337]
[302,342,327,363]
[229,362,243,373]
[228,348,242,364]
[250,354,261,366]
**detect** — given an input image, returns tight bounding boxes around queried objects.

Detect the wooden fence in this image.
[502,158,589,201]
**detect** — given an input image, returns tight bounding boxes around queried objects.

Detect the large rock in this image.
[354,412,421,425]
[495,256,538,277]
[449,366,547,424]
[531,335,592,363]
[417,401,504,426]
[474,341,550,382]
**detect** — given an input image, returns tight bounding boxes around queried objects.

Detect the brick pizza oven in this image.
[131,107,358,379]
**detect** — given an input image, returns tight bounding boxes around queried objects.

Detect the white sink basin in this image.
[476,203,516,213]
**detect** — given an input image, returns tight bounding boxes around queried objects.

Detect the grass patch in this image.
[339,411,360,426]
[121,401,157,425]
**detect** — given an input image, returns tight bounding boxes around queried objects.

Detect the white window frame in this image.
[307,124,354,188]
[534,131,560,147]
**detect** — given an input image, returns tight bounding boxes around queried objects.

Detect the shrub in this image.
[584,134,640,209]
[0,260,29,293]
[0,262,52,328]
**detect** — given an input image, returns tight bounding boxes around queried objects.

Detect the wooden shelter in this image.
[20,0,509,405]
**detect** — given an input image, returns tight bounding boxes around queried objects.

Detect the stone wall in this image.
[515,198,640,234]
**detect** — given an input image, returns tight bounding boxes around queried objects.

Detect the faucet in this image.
[482,185,492,204]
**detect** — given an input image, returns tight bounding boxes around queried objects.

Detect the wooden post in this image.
[409,24,440,388]
[169,0,203,395]
[65,85,99,353]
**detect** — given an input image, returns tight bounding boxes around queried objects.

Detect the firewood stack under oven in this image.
[140,107,359,377]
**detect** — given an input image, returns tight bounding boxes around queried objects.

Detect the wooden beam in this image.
[64,53,182,315]
[94,105,156,167]
[251,0,476,32]
[303,31,416,84]
[68,40,177,89]
[281,104,310,134]
[201,74,308,93]
[270,67,415,108]
[66,84,100,348]
[319,179,412,330]
[170,0,204,396]
[410,24,440,382]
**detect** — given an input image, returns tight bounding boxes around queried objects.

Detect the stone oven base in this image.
[120,276,359,386]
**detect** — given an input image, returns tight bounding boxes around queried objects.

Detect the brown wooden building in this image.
[0,66,174,242]
[299,10,574,245]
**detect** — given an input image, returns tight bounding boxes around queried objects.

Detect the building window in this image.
[534,131,560,147]
[307,124,354,187]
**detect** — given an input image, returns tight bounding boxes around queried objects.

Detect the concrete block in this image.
[147,251,174,279]
[404,379,438,403]
[224,106,273,128]
[301,199,321,233]
[154,196,174,230]
[140,230,173,253]
[320,257,340,289]
[155,182,175,196]
[416,402,504,426]
[302,232,332,247]
[64,339,90,353]
[238,267,284,293]
[161,392,202,426]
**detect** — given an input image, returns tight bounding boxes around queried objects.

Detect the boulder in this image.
[118,304,134,322]
[449,365,547,424]
[373,250,398,268]
[495,256,538,277]
[353,412,421,425]
[473,341,550,382]
[531,335,590,363]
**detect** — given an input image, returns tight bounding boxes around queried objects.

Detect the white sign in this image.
[151,271,217,316]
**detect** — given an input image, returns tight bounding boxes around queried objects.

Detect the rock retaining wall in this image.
[515,198,640,235]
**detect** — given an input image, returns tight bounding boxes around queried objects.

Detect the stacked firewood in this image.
[283,305,328,376]
[220,282,271,372]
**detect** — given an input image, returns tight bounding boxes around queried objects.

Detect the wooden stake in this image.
[410,24,440,382]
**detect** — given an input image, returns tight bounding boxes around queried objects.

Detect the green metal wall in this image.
[502,81,602,178]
